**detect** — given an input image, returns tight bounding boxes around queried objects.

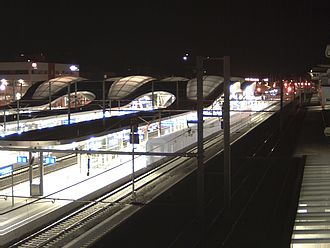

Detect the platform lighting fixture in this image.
[69,65,79,71]
[245,77,259,82]
[1,79,7,85]
[70,142,77,148]
[32,62,37,69]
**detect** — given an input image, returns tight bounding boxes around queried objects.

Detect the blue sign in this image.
[44,156,56,165]
[63,118,76,125]
[17,156,28,164]
[161,120,174,126]
[0,165,13,176]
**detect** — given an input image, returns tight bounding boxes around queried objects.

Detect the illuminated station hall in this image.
[0,73,299,247]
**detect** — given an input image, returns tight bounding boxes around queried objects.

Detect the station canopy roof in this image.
[108,76,155,100]
[187,75,224,100]
[160,76,189,82]
[32,76,86,100]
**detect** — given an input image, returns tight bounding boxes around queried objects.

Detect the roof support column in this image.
[176,81,179,109]
[152,81,155,110]
[74,81,78,110]
[29,151,33,196]
[103,75,106,126]
[49,81,52,110]
[16,98,20,132]
[67,83,71,125]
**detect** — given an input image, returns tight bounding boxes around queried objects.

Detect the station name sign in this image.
[0,165,13,176]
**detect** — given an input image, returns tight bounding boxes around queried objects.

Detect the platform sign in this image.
[161,120,174,126]
[63,118,76,125]
[17,155,28,164]
[0,165,13,176]
[44,156,56,165]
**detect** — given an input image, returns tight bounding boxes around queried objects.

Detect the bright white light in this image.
[32,62,37,69]
[18,79,24,84]
[262,78,269,82]
[245,77,259,82]
[104,111,111,118]
[70,65,79,71]
[70,142,77,149]
[16,93,21,100]
[230,82,241,95]
[0,84,5,91]
[1,79,7,85]
[183,56,188,61]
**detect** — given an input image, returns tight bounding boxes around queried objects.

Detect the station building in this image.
[0,61,79,104]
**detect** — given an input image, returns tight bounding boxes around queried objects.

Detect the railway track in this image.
[7,102,280,248]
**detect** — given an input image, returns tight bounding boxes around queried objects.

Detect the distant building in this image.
[0,61,79,103]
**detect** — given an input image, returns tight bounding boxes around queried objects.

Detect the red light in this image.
[294,83,297,86]
[287,86,292,92]
[256,87,261,93]
[308,83,311,86]
[284,83,288,87]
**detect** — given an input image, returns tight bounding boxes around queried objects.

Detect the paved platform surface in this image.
[291,95,330,247]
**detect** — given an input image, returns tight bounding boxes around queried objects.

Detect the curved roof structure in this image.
[32,76,86,100]
[186,75,224,100]
[160,76,189,82]
[108,76,155,100]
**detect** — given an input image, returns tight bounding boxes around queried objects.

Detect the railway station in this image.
[0,61,325,248]
[0,72,292,247]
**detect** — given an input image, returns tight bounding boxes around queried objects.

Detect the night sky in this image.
[1,1,330,79]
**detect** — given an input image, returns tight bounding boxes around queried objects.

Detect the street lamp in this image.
[182,53,189,61]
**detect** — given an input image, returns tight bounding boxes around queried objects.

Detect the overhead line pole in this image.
[223,56,231,210]
[103,75,106,126]
[196,56,205,245]
[67,83,71,125]
[204,55,231,209]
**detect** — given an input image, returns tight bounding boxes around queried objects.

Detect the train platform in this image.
[0,100,277,247]
[0,153,148,246]
[291,94,330,247]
